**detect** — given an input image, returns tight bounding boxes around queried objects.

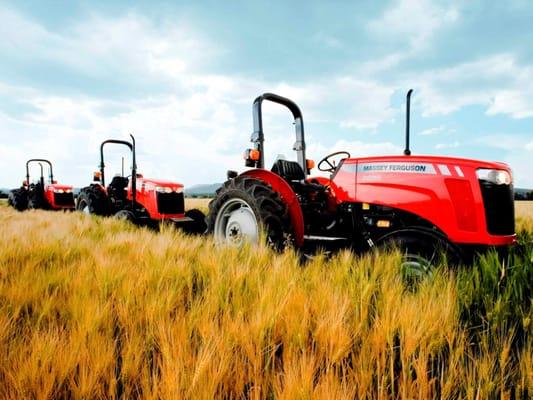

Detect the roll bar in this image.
[99,134,137,208]
[26,159,53,185]
[251,93,307,176]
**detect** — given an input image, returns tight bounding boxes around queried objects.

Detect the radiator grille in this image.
[54,192,75,206]
[156,192,184,214]
[479,181,515,235]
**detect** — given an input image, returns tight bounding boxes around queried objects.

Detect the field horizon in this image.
[0,200,532,399]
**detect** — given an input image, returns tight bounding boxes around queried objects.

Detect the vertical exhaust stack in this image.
[38,163,44,187]
[130,134,137,210]
[404,89,413,156]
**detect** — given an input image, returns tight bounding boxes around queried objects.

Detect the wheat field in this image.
[0,200,532,399]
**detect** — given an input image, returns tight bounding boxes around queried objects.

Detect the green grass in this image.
[0,203,531,399]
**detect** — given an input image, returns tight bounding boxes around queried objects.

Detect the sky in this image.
[0,0,532,188]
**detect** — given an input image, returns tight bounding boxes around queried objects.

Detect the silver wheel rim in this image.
[214,198,259,247]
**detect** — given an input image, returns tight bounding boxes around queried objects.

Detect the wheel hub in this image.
[214,198,259,247]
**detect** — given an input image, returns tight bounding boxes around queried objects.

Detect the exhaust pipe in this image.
[404,89,413,156]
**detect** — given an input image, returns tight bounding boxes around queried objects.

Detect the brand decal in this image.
[357,162,436,174]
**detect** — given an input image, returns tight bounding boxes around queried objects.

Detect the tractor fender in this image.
[241,169,305,248]
[92,183,107,194]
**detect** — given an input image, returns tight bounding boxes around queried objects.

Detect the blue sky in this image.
[0,0,532,188]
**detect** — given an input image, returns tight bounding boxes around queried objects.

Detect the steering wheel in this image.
[317,151,351,172]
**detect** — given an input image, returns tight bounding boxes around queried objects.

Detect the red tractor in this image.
[76,135,206,233]
[207,91,516,270]
[8,159,75,211]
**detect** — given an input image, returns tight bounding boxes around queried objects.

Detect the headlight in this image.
[53,189,72,193]
[155,186,183,193]
[476,169,512,185]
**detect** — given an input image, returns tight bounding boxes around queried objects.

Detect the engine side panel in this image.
[331,155,515,246]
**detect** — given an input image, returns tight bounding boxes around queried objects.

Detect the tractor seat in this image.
[108,176,129,192]
[271,160,324,192]
[272,159,305,182]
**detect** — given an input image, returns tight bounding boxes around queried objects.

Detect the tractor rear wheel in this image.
[378,228,461,280]
[183,208,207,235]
[207,176,291,249]
[76,185,110,216]
[8,189,28,211]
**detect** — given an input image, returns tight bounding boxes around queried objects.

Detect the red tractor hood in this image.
[136,177,184,191]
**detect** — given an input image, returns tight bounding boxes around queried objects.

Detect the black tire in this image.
[207,176,291,250]
[76,185,110,216]
[8,188,28,211]
[114,209,136,223]
[377,228,462,280]
[183,208,207,235]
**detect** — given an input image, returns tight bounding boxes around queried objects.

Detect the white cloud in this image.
[0,7,215,84]
[487,90,533,119]
[308,139,401,158]
[367,0,459,51]
[475,134,533,152]
[332,78,396,130]
[435,141,460,149]
[0,70,402,188]
[413,54,533,118]
[505,150,533,188]
[314,32,343,49]
[453,134,533,187]
[418,125,446,136]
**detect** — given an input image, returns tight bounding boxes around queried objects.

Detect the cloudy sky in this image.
[1,0,532,188]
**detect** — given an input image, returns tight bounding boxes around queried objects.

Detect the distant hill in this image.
[185,183,222,198]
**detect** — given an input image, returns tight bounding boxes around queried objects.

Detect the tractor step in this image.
[304,235,348,242]
[170,216,194,223]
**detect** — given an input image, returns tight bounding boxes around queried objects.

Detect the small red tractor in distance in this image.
[76,134,206,233]
[207,91,516,270]
[8,159,75,211]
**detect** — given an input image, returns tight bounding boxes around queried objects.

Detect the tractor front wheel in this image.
[115,209,136,223]
[378,228,462,281]
[76,185,109,216]
[8,189,28,211]
[207,176,291,250]
[183,208,207,235]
